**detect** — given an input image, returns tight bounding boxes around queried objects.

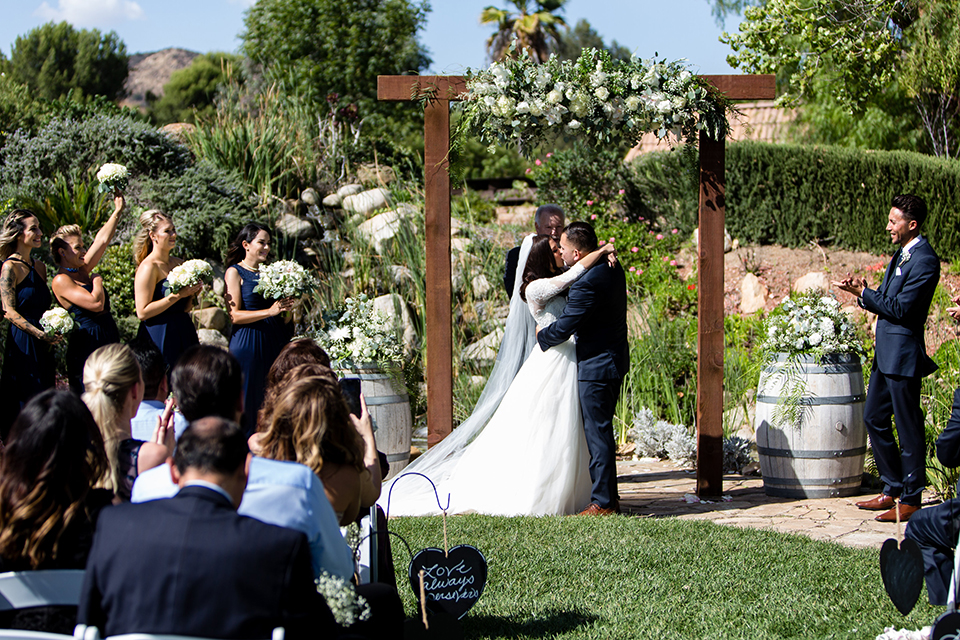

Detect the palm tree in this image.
[480,0,567,64]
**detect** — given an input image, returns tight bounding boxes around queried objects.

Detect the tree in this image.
[8,22,128,101]
[241,0,430,125]
[555,18,631,62]
[480,0,567,63]
[149,53,243,125]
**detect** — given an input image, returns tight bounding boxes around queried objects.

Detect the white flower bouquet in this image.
[253,260,317,299]
[315,294,404,367]
[315,571,371,627]
[165,259,213,295]
[761,291,865,360]
[40,307,74,336]
[95,163,129,193]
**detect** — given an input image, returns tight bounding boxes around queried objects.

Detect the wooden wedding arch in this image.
[378,73,774,497]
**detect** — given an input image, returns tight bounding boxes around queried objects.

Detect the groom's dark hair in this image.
[563,221,598,253]
[891,194,927,227]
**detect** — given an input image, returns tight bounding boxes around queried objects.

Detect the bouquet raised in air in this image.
[165,259,213,295]
[96,163,129,193]
[40,308,74,336]
[254,260,317,299]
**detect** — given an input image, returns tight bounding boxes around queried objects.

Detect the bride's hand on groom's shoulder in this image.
[601,242,617,267]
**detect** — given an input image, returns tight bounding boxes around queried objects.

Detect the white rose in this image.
[546,89,562,104]
[516,101,531,114]
[809,333,823,346]
[594,86,609,101]
[567,119,581,130]
[657,100,673,114]
[626,96,641,111]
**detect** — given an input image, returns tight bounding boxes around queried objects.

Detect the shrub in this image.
[97,243,137,318]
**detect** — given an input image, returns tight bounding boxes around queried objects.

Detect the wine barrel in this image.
[755,353,866,498]
[338,365,412,480]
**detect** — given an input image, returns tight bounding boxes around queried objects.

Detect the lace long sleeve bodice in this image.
[526,263,586,328]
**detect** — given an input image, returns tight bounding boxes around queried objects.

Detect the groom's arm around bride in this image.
[537,221,629,514]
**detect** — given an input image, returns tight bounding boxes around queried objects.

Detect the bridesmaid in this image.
[224,222,294,435]
[133,210,200,371]
[50,193,125,394]
[0,210,59,440]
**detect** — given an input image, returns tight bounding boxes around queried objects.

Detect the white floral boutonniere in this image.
[899,248,911,267]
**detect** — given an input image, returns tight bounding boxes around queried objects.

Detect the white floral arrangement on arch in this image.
[95,162,128,193]
[454,44,731,158]
[40,307,74,336]
[253,259,317,299]
[164,259,213,295]
[314,294,403,368]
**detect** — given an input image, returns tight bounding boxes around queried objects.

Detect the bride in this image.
[380,234,616,516]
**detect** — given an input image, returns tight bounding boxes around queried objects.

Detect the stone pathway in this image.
[617,458,934,549]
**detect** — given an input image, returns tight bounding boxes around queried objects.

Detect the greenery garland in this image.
[450,44,733,174]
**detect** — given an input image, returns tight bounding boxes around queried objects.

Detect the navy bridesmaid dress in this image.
[228,264,291,435]
[137,279,199,371]
[66,281,120,394]
[0,257,55,439]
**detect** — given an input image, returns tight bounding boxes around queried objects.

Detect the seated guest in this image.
[82,343,174,501]
[256,365,381,526]
[131,345,353,580]
[128,338,188,441]
[78,418,337,640]
[906,387,960,604]
[0,390,113,633]
[258,338,332,430]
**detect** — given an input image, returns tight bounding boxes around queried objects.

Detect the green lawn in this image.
[387,515,939,639]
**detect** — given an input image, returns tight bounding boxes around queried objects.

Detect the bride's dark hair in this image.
[519,234,559,303]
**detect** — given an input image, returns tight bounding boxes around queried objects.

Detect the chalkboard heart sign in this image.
[880,537,924,616]
[409,545,487,619]
[933,610,960,640]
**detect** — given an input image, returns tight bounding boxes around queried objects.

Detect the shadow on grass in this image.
[449,608,599,638]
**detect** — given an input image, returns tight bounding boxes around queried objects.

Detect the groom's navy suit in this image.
[538,260,629,510]
[860,236,939,506]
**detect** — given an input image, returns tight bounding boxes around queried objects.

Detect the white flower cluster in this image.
[315,571,371,627]
[460,46,729,154]
[165,259,213,294]
[95,163,129,193]
[314,294,404,367]
[40,307,74,336]
[762,292,864,358]
[253,260,317,300]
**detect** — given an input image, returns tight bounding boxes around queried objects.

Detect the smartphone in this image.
[339,378,363,417]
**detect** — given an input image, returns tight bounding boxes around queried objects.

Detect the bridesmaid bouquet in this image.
[96,163,129,193]
[40,308,74,336]
[165,259,213,294]
[315,571,371,627]
[254,260,317,299]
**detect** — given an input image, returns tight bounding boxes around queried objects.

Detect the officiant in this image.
[503,204,565,298]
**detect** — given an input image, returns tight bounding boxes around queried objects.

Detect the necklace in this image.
[64,266,79,273]
[239,260,259,272]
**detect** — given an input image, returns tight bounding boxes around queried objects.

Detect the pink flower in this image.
[618,189,625,195]
[599,240,606,246]
[586,200,594,206]
[638,269,643,274]
[608,237,615,243]
[535,159,542,166]
[631,247,639,253]
[670,259,677,266]
[639,216,645,221]
[656,234,664,240]
[525,168,532,174]
[649,231,655,235]
[590,214,597,220]
[671,228,679,234]
[662,256,669,262]
[622,217,629,222]
[546,152,553,158]
[629,267,636,272]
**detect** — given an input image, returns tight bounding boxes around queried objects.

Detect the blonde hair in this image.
[50,224,82,265]
[0,210,39,261]
[133,209,172,265]
[82,344,141,492]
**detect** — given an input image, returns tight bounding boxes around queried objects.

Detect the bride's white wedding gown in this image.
[379,261,591,517]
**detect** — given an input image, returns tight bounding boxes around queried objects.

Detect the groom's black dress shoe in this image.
[578,503,617,516]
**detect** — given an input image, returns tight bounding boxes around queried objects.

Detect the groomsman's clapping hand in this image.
[833,275,868,297]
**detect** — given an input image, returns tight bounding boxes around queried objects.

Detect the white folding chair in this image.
[0,571,85,612]
[0,630,77,640]
[75,627,285,640]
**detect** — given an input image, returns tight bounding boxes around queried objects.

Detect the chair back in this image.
[76,628,285,640]
[0,630,78,640]
[0,570,84,611]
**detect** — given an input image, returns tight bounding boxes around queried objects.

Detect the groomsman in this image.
[834,194,940,522]
[503,204,565,298]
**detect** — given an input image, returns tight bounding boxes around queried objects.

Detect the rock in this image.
[355,208,411,253]
[741,461,762,476]
[792,272,829,294]
[343,188,391,217]
[301,188,320,206]
[496,205,536,226]
[460,328,504,367]
[373,293,418,358]
[211,277,225,297]
[337,184,363,198]
[159,122,196,145]
[275,213,317,240]
[386,265,414,287]
[739,273,768,314]
[198,328,229,350]
[450,237,473,253]
[191,306,229,332]
[357,163,396,185]
[472,274,492,297]
[468,375,486,386]
[282,199,306,217]
[322,193,342,207]
[693,227,734,253]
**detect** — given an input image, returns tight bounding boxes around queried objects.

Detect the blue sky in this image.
[0,0,742,75]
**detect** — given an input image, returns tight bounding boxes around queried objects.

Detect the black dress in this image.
[66,281,120,394]
[137,279,198,371]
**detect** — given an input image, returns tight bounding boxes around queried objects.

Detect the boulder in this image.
[301,188,320,206]
[792,272,829,294]
[198,328,229,350]
[191,306,229,332]
[322,193,342,207]
[386,265,414,287]
[275,213,317,240]
[159,122,196,145]
[739,273,768,314]
[343,188,391,217]
[450,237,473,253]
[450,217,467,237]
[460,328,504,367]
[355,207,412,253]
[373,293,417,358]
[471,274,492,297]
[496,205,536,226]
[357,163,396,185]
[211,277,225,297]
[337,184,364,198]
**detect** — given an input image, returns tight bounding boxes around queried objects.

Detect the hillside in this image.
[121,48,199,111]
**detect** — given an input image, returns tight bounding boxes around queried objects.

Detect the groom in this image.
[537,221,629,515]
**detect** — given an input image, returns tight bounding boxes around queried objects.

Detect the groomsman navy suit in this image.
[538,221,629,515]
[835,194,940,523]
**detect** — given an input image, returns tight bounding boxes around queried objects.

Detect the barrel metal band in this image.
[756,394,865,406]
[762,475,862,486]
[762,363,862,374]
[363,394,408,406]
[385,452,410,462]
[757,445,866,458]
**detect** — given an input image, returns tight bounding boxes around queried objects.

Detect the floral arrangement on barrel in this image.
[454,44,731,159]
[758,290,867,428]
[314,294,404,370]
